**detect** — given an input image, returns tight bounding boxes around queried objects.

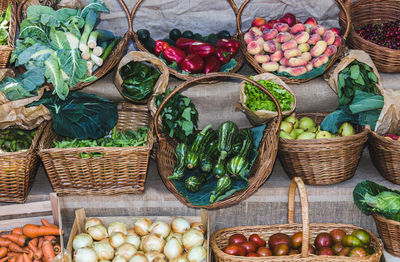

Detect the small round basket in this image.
[278,113,368,185]
[373,214,400,257]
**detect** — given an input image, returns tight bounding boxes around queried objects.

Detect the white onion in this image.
[128,253,148,262]
[100,238,111,244]
[113,255,128,262]
[164,237,183,260]
[85,217,103,231]
[116,243,137,260]
[110,232,127,248]
[99,260,111,262]
[127,228,137,236]
[190,223,206,235]
[171,218,190,234]
[150,221,171,239]
[187,246,206,262]
[108,221,128,235]
[167,232,183,245]
[73,233,93,250]
[87,224,108,240]
[145,252,166,262]
[74,247,98,262]
[125,234,141,249]
[182,229,204,250]
[134,218,152,236]
[141,233,165,253]
[93,241,115,260]
[170,256,189,262]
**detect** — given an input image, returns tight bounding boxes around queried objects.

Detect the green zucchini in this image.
[185,174,207,192]
[190,124,213,153]
[200,140,218,173]
[227,155,249,181]
[217,121,239,160]
[175,143,188,166]
[237,129,254,159]
[186,125,213,169]
[209,175,232,203]
[186,151,200,170]
[212,155,227,178]
[168,164,186,181]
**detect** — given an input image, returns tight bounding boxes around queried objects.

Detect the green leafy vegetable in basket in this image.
[0,129,37,152]
[354,180,400,222]
[0,3,11,46]
[120,61,160,101]
[155,87,199,143]
[244,77,294,112]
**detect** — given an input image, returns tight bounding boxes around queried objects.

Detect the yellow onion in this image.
[128,253,148,262]
[99,260,111,262]
[125,234,141,249]
[110,232,127,248]
[164,237,183,260]
[113,255,128,262]
[187,246,206,262]
[190,223,206,235]
[87,225,108,240]
[182,229,204,250]
[141,233,165,253]
[93,241,115,260]
[74,247,98,262]
[116,243,137,260]
[145,252,166,262]
[150,221,171,239]
[167,232,183,245]
[100,238,111,244]
[127,228,137,236]
[134,218,152,236]
[170,256,189,262]
[108,221,128,235]
[171,218,190,234]
[73,233,93,250]
[85,217,103,231]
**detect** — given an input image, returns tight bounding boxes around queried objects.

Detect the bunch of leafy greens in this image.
[155,87,198,143]
[0,3,11,45]
[29,91,118,140]
[338,61,378,105]
[354,180,400,222]
[245,77,294,112]
[3,0,110,101]
[0,69,45,100]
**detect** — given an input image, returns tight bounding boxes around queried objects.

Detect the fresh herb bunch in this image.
[0,129,37,152]
[155,87,198,143]
[338,60,378,105]
[245,78,294,112]
[0,3,11,45]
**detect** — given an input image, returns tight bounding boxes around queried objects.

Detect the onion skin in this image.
[145,252,166,262]
[171,218,191,234]
[183,229,204,250]
[85,217,104,231]
[141,233,166,253]
[190,223,206,235]
[74,247,98,262]
[113,255,128,262]
[187,246,207,262]
[170,256,189,262]
[93,241,115,260]
[116,243,137,260]
[164,237,183,260]
[167,233,183,245]
[110,232,127,248]
[135,218,153,236]
[128,253,149,262]
[73,233,93,250]
[87,225,108,241]
[108,222,128,236]
[150,221,171,239]
[126,234,141,249]
[127,228,137,236]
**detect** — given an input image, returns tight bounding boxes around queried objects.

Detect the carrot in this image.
[53,244,60,255]
[22,225,62,238]
[0,257,7,262]
[10,229,21,236]
[0,238,12,247]
[41,241,54,262]
[33,249,42,260]
[8,257,16,262]
[40,219,57,229]
[0,247,7,258]
[21,254,30,262]
[25,250,33,261]
[2,235,28,247]
[8,244,26,254]
[27,239,38,253]
[15,254,22,262]
[37,238,44,249]
[43,236,56,246]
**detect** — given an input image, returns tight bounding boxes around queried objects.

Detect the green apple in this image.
[297,132,316,140]
[339,122,355,137]
[299,117,316,131]
[284,113,299,129]
[293,129,304,137]
[316,131,333,139]
[280,121,294,134]
[280,131,293,139]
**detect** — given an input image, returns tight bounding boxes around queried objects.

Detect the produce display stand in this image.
[211,177,383,262]
[132,0,245,83]
[236,0,351,84]
[0,0,16,68]
[64,208,211,262]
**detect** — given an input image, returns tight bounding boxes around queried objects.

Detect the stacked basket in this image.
[0,0,16,68]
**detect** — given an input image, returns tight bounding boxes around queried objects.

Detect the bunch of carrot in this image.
[0,219,63,262]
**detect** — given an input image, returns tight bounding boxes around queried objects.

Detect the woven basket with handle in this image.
[211,177,383,262]
[17,0,134,90]
[131,0,244,83]
[0,122,47,203]
[368,131,400,185]
[373,214,400,257]
[0,0,16,69]
[339,0,400,72]
[154,72,282,209]
[236,0,351,84]
[278,113,368,185]
[38,103,153,196]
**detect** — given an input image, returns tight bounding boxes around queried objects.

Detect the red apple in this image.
[304,17,318,26]
[252,17,266,28]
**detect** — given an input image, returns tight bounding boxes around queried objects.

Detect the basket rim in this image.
[369,130,400,146]
[349,29,400,54]
[373,213,400,226]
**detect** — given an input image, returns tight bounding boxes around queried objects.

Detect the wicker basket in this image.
[16,0,134,91]
[236,0,351,84]
[38,103,153,196]
[368,131,400,185]
[131,0,244,83]
[373,214,400,257]
[339,0,400,73]
[211,177,383,262]
[0,0,16,69]
[278,113,368,185]
[154,72,282,209]
[0,122,46,203]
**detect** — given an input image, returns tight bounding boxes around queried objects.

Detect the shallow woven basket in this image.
[368,131,400,185]
[0,0,16,69]
[17,0,134,91]
[0,122,46,203]
[373,214,400,257]
[211,177,383,262]
[339,0,400,73]
[236,0,351,84]
[131,0,244,83]
[154,72,282,209]
[38,103,153,196]
[278,113,368,185]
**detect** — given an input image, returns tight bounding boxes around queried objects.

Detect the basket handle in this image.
[236,0,351,41]
[154,72,283,142]
[287,177,310,258]
[130,0,240,37]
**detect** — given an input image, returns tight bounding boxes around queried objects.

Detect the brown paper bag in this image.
[238,73,296,126]
[57,0,81,9]
[375,89,400,135]
[327,50,384,95]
